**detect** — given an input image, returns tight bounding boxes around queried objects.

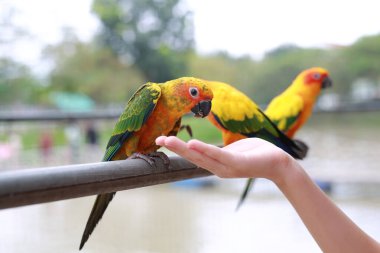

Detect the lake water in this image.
[0,112,380,252]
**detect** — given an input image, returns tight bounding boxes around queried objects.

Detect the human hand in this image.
[155,136,297,184]
[158,136,380,253]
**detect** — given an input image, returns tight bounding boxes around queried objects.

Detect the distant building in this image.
[316,93,340,111]
[351,78,377,102]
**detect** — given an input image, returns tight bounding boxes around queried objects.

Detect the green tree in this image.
[251,46,331,104]
[43,34,145,105]
[92,0,194,82]
[0,3,44,106]
[0,58,42,105]
[342,34,380,80]
[188,51,257,96]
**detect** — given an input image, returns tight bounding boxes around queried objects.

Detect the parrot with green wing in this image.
[205,80,308,210]
[265,67,332,138]
[79,77,213,250]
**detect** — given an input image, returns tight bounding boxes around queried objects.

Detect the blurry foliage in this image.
[342,35,380,80]
[1,0,380,108]
[188,52,257,86]
[0,58,43,106]
[0,4,43,107]
[178,116,222,144]
[92,0,194,82]
[189,36,380,104]
[249,45,332,103]
[43,33,145,105]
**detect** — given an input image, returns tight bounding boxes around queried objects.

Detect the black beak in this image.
[191,100,212,118]
[322,76,333,89]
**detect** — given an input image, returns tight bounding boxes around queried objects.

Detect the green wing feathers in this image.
[213,107,279,139]
[217,111,266,134]
[80,83,161,250]
[102,83,161,161]
[271,113,300,133]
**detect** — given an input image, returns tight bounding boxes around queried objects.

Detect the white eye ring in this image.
[313,73,321,80]
[189,87,199,98]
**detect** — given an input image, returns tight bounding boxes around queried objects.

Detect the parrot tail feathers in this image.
[275,129,309,160]
[235,178,256,211]
[258,108,308,160]
[292,139,309,159]
[79,192,116,250]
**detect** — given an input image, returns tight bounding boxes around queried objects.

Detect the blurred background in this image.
[0,0,380,252]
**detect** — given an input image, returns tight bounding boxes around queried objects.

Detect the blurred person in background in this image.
[39,131,53,165]
[85,122,99,147]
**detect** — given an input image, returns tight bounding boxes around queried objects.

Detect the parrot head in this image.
[170,77,213,118]
[302,67,333,90]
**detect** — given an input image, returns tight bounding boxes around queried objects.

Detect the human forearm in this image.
[276,162,380,253]
[156,136,380,252]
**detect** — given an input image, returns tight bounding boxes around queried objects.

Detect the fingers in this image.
[156,136,291,180]
[155,136,231,177]
[187,139,223,158]
[187,139,237,168]
[156,136,188,154]
[155,136,166,146]
[156,136,199,160]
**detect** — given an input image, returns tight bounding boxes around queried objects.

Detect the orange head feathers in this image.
[289,67,332,96]
[164,77,213,118]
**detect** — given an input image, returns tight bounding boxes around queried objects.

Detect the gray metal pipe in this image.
[0,156,211,209]
[0,110,121,122]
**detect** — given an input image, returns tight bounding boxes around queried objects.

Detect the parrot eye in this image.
[189,87,199,98]
[312,73,321,80]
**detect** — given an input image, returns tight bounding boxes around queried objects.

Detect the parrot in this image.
[205,80,309,210]
[232,67,332,209]
[79,77,213,250]
[265,67,333,138]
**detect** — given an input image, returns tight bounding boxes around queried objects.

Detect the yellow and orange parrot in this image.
[265,67,332,138]
[205,80,308,209]
[79,77,213,250]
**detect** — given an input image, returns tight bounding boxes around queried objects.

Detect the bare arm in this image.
[156,136,380,253]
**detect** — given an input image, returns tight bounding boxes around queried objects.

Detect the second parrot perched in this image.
[265,67,333,138]
[205,80,308,209]
[79,77,213,250]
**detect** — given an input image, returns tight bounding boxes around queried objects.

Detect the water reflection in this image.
[1,184,379,253]
[296,112,380,198]
[299,125,380,182]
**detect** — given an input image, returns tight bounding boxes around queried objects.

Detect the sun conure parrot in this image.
[205,80,308,210]
[265,67,333,138]
[79,77,213,250]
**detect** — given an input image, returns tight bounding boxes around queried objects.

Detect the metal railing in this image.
[0,156,211,210]
[0,110,121,122]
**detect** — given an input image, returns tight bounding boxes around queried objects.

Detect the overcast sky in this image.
[2,0,380,72]
[188,0,380,57]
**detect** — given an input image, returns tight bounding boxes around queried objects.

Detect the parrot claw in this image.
[148,151,171,166]
[128,152,170,169]
[128,153,156,167]
[179,124,193,138]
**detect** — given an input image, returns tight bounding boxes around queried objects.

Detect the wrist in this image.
[271,154,303,189]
